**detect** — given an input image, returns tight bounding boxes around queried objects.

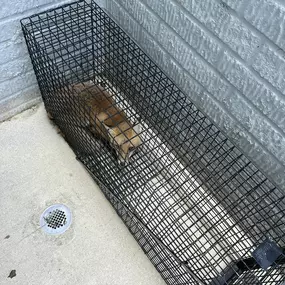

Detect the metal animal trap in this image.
[21,1,285,284]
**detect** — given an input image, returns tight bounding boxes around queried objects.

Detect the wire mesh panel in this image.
[21,1,285,284]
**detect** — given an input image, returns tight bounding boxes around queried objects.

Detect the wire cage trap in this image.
[21,1,285,284]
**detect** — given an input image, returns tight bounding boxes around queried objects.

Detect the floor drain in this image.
[40,204,72,235]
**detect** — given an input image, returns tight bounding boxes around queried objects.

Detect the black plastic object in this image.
[21,1,285,284]
[251,238,283,270]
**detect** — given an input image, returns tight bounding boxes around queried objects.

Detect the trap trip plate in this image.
[40,204,72,235]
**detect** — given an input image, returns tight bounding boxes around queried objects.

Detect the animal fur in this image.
[71,81,142,164]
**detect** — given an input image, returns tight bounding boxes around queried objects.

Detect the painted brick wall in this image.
[105,0,285,191]
[0,0,105,122]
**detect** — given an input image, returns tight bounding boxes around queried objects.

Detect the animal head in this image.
[106,122,142,165]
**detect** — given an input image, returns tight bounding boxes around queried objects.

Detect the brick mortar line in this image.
[88,0,285,105]
[124,0,285,140]
[169,0,285,101]
[0,51,29,67]
[0,69,34,85]
[0,0,74,25]
[236,0,249,16]
[108,1,285,171]
[169,0,253,65]
[0,60,33,83]
[141,0,285,110]
[216,0,285,58]
[0,75,37,102]
[0,84,39,108]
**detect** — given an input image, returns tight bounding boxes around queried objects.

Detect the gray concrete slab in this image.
[0,103,165,285]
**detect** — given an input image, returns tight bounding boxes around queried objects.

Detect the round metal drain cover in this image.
[40,204,72,235]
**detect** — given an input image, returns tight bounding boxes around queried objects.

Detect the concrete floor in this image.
[0,103,165,285]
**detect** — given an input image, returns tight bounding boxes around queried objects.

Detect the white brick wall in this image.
[106,0,285,190]
[0,0,105,122]
[1,0,284,189]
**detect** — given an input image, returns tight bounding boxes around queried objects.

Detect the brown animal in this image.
[72,81,142,164]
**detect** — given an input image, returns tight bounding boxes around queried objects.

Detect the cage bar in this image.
[21,1,285,284]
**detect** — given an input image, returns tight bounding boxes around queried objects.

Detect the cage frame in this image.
[21,1,285,284]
